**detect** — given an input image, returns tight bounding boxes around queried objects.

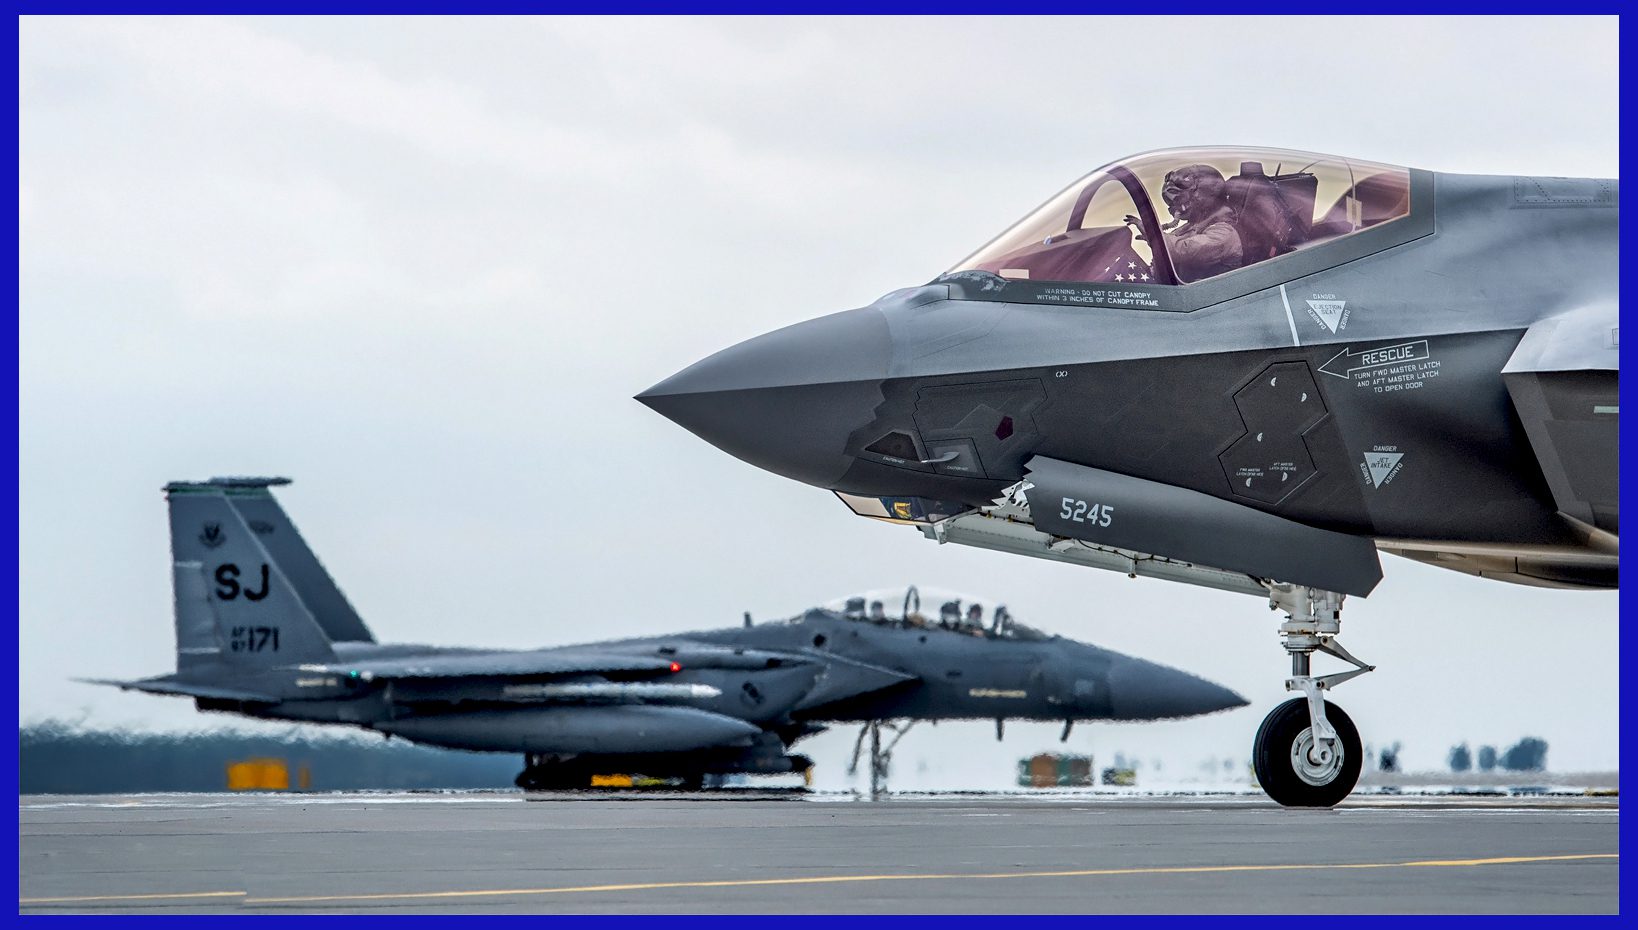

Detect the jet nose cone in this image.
[1105,657,1249,721]
[638,307,891,489]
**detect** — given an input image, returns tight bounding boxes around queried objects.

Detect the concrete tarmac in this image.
[19,791,1618,913]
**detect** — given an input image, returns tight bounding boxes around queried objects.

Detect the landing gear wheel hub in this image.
[1290,728,1344,786]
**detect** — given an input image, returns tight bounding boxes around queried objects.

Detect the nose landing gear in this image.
[848,720,915,799]
[1253,583,1375,807]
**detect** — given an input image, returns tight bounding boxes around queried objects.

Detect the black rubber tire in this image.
[1252,697,1362,808]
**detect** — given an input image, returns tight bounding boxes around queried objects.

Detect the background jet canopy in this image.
[949,146,1411,286]
[819,585,1048,641]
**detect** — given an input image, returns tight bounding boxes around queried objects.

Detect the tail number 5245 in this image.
[1060,498,1114,527]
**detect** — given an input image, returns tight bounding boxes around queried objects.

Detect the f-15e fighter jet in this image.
[89,478,1244,790]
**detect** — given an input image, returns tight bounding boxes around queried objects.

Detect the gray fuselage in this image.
[640,166,1618,590]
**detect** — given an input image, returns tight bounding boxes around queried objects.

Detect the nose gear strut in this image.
[1255,583,1374,807]
[848,720,915,799]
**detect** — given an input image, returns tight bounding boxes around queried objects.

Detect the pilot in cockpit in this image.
[963,603,985,636]
[1157,165,1244,281]
[869,600,887,623]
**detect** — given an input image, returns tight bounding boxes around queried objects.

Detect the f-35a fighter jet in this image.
[639,146,1618,806]
[90,478,1244,790]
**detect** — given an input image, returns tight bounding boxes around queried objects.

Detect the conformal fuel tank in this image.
[376,704,763,754]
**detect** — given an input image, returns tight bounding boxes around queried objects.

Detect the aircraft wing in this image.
[793,653,918,712]
[1502,301,1619,376]
[1501,302,1619,543]
[312,648,681,681]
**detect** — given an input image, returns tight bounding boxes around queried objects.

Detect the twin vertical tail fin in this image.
[214,481,375,643]
[164,477,373,672]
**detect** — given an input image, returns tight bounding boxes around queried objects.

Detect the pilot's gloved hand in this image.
[1123,215,1147,241]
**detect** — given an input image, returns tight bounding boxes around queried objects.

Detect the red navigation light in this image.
[669,662,682,673]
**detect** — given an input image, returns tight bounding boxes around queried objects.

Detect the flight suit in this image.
[1166,206,1243,282]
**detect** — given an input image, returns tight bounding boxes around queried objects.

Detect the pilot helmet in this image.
[1161,164,1229,221]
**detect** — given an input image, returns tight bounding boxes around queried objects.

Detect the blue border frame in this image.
[10,9,1628,920]
[10,4,1637,11]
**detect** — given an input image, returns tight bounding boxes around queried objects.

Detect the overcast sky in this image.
[19,16,1619,789]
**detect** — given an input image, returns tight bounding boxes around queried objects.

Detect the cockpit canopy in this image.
[820,585,1049,641]
[949,147,1410,286]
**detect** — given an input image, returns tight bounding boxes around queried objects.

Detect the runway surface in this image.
[20,791,1618,913]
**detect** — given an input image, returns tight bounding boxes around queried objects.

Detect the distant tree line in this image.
[19,721,519,794]
[1446,738,1548,773]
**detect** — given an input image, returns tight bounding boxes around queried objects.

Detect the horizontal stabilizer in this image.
[77,677,273,703]
[1024,456,1382,596]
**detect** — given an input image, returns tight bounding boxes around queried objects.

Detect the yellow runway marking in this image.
[21,854,1615,908]
[20,891,247,905]
[243,853,1620,904]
